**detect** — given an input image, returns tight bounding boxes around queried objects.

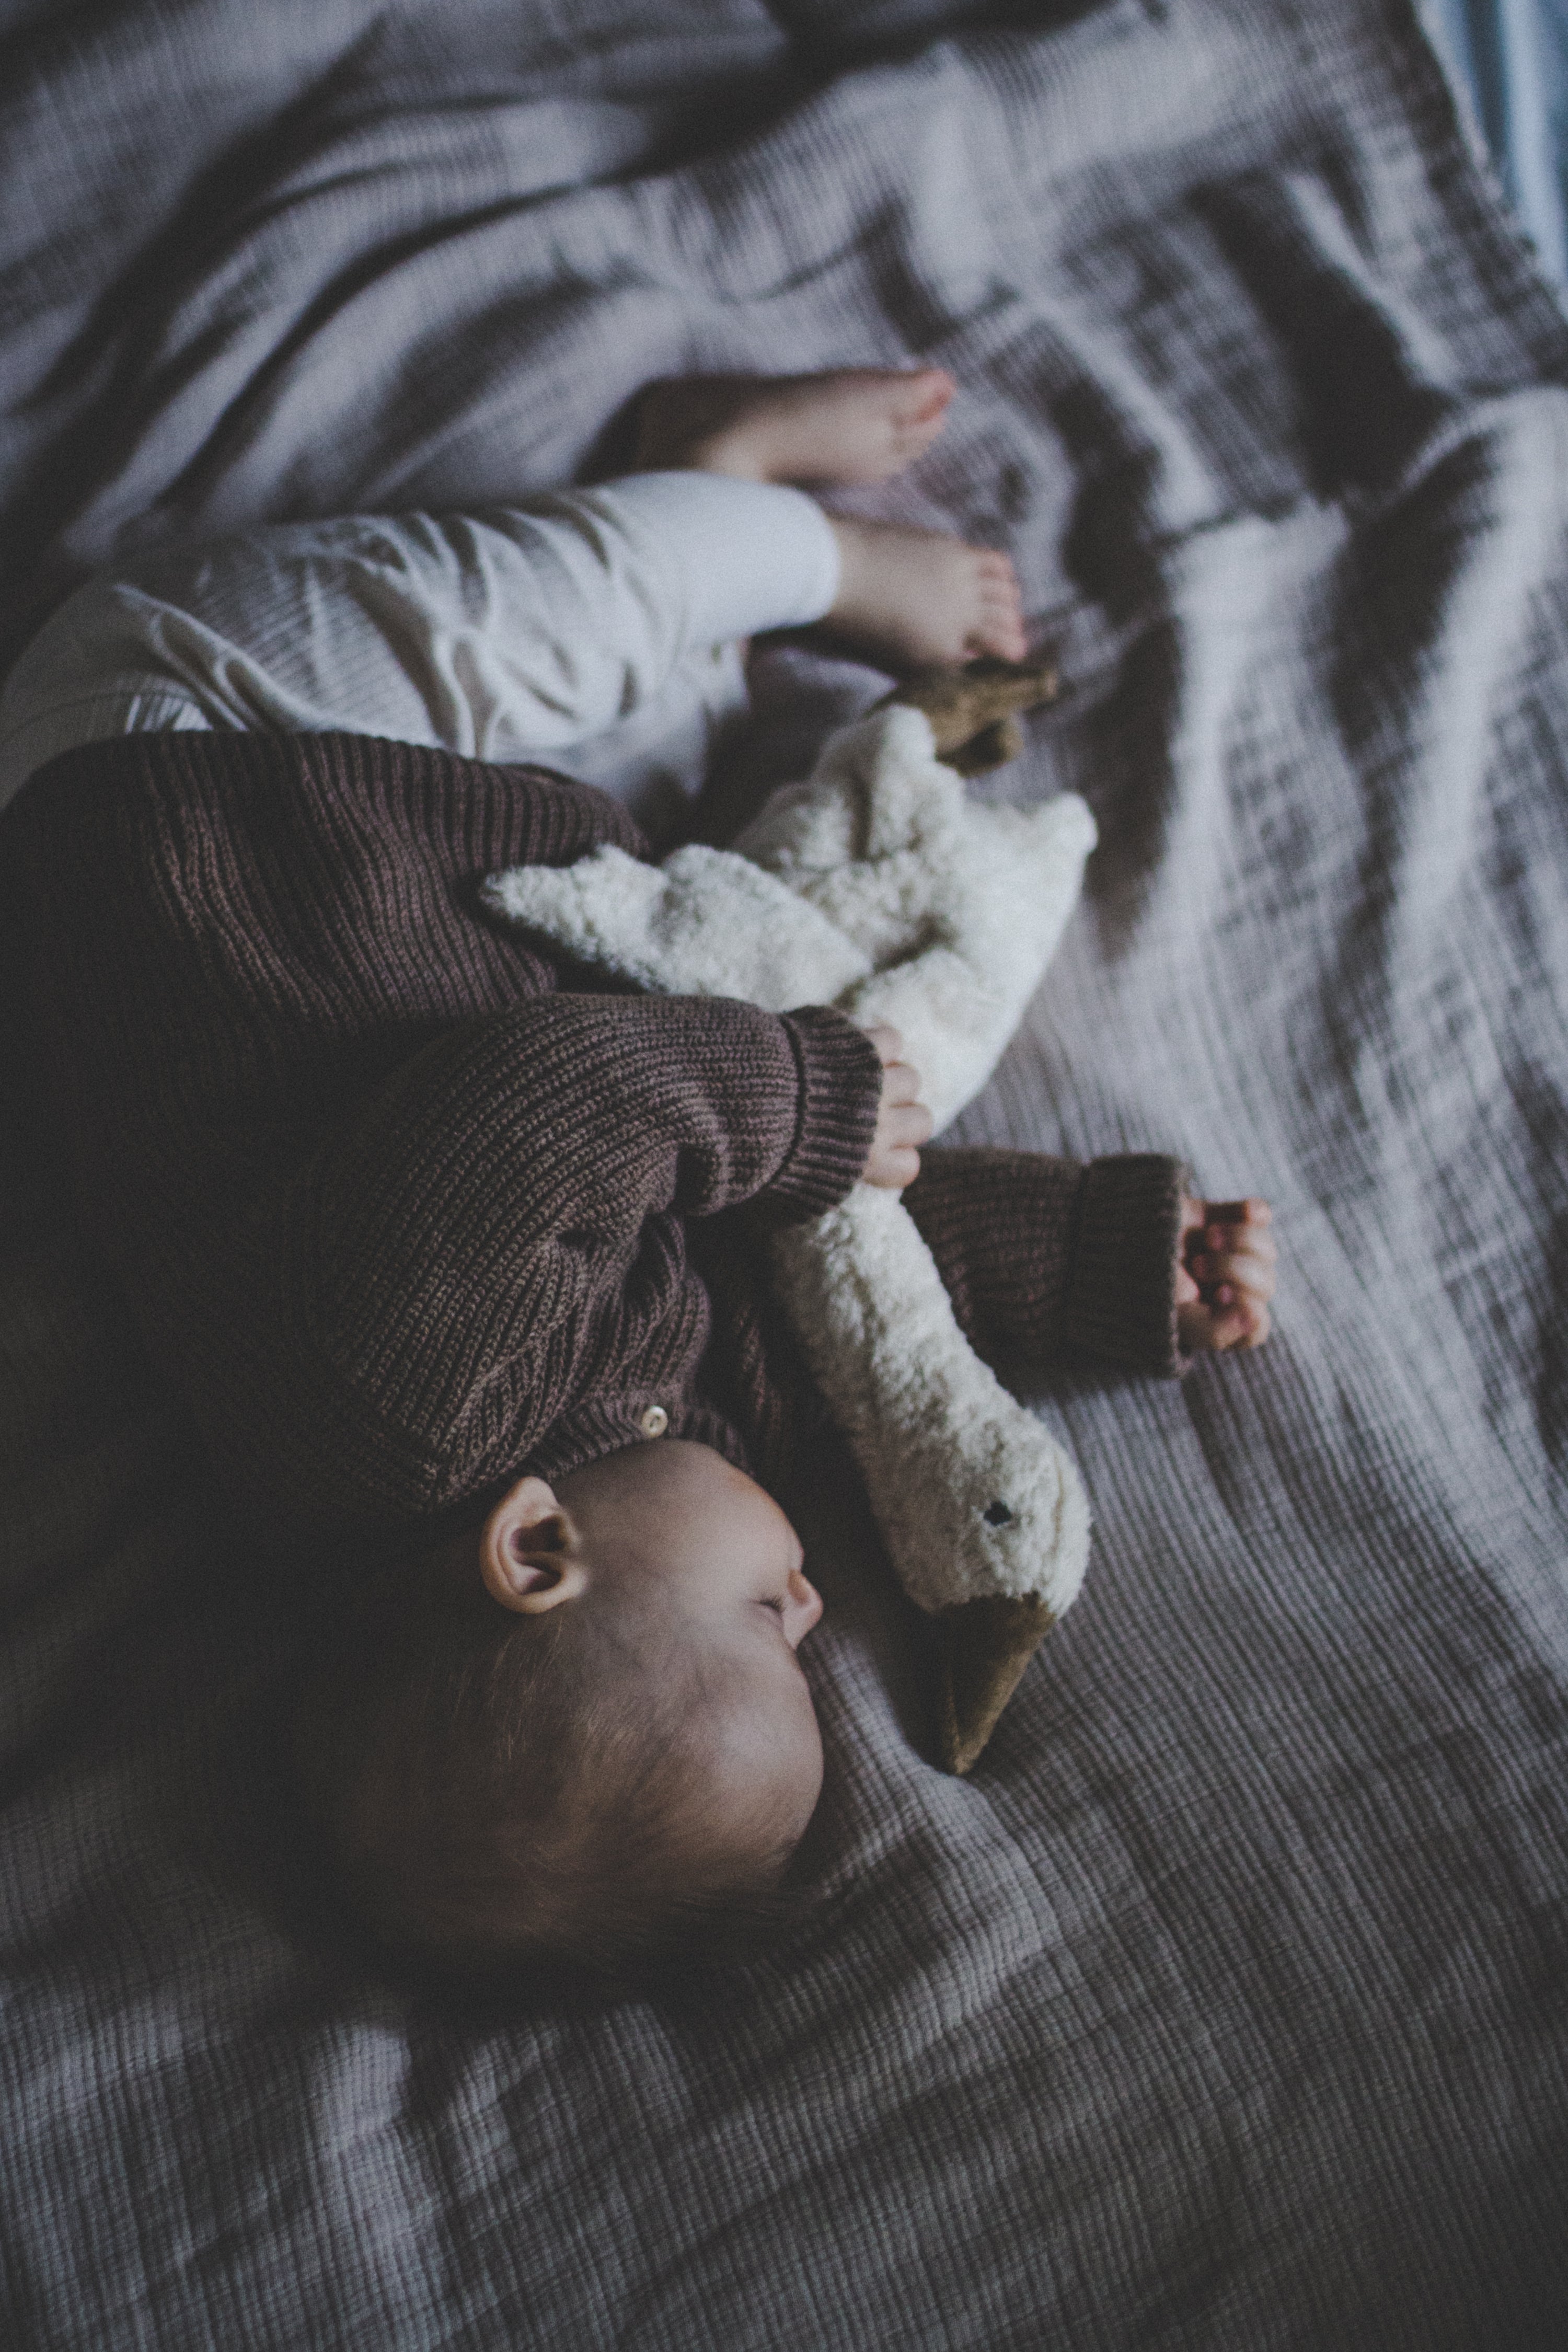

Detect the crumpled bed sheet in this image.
[2,3,1566,2346]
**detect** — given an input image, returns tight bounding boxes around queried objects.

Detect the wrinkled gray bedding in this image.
[3,3,1566,2346]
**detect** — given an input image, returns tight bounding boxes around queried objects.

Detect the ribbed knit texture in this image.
[8,728,1182,1533]
[6,730,886,1527]
[1062,1155,1188,1376]
[904,1148,1184,1377]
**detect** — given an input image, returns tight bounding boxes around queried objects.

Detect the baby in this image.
[0,368,1276,1980]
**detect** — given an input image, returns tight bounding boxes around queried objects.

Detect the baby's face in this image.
[554,1440,826,1854]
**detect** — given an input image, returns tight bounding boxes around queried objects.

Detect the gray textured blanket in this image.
[3,3,1566,2346]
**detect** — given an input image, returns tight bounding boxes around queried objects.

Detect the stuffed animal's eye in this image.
[983,1500,1014,1527]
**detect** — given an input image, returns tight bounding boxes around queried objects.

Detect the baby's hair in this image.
[292,1548,803,1986]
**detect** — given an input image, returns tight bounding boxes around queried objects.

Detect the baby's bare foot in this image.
[632,366,955,487]
[825,515,1027,668]
[1176,1198,1276,1353]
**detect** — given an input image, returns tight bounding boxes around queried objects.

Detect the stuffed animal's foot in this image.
[881,653,1059,770]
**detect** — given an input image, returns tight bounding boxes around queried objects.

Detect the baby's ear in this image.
[479,1477,587,1614]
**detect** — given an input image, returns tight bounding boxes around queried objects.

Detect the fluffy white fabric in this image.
[483,706,1098,1616]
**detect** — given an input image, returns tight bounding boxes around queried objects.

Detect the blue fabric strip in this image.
[1427,0,1568,282]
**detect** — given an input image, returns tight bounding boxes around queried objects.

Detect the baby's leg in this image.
[0,367,1023,816]
[0,476,841,816]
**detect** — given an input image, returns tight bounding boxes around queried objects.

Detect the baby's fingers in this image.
[861,1091,933,1189]
[1177,1197,1275,1353]
[1185,1200,1275,1292]
[1216,1297,1272,1349]
[879,1058,928,1109]
[1190,1239,1277,1304]
[880,1099,934,1149]
[1177,1296,1272,1354]
[861,1021,908,1070]
[1197,1197,1272,1230]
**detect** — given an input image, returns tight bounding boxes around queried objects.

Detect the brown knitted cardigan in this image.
[5,730,1185,1537]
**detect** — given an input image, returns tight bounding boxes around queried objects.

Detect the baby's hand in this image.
[860,1023,933,1189]
[1176,1197,1276,1353]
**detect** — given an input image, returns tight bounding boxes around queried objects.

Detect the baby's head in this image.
[295,1440,824,1982]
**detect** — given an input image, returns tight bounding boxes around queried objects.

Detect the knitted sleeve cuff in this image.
[755,1006,883,1226]
[1060,1154,1189,1376]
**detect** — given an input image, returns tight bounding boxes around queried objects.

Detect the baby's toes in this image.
[891,366,955,426]
[970,614,1028,661]
[981,582,1024,635]
[889,384,955,459]
[976,550,1021,607]
[970,572,1027,659]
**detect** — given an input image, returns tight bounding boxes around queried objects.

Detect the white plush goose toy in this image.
[483,671,1096,1769]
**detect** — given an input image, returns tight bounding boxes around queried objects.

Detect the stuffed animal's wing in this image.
[482,841,870,1008]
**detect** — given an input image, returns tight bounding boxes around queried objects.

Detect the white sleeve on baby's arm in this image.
[0,474,841,817]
